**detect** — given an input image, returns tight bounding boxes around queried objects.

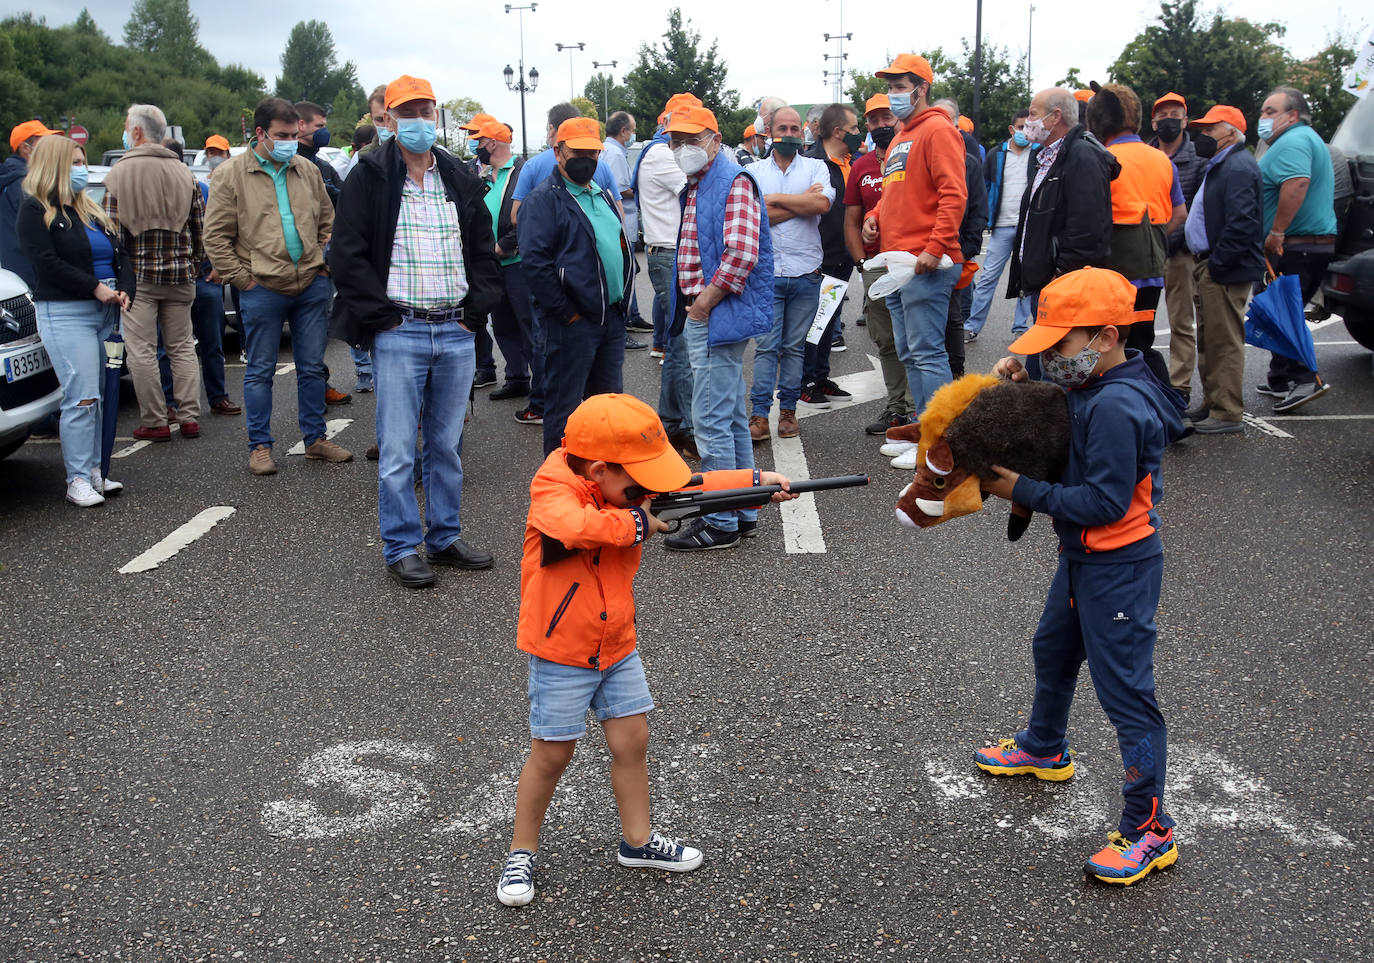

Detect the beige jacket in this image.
[203,147,333,296]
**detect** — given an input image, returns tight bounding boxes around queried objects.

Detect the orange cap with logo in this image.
[555,116,604,150]
[9,120,58,153]
[664,105,718,135]
[385,75,436,109]
[474,119,513,143]
[743,124,756,138]
[564,393,691,493]
[1153,91,1187,113]
[1007,268,1153,355]
[1190,105,1246,133]
[460,112,496,132]
[205,134,230,151]
[658,92,703,125]
[863,93,891,116]
[875,54,934,84]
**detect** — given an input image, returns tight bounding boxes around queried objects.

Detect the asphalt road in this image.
[2,261,1371,962]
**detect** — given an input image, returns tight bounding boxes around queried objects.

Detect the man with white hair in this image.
[102,103,206,442]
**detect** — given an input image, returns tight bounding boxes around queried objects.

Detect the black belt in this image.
[395,303,465,323]
[647,244,670,255]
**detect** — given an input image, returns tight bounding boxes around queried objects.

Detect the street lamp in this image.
[554,42,585,98]
[504,2,539,158]
[592,60,618,120]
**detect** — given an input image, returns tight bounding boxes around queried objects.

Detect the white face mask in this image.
[1023,114,1050,145]
[673,144,709,175]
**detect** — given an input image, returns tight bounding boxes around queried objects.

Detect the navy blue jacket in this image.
[1012,351,1185,563]
[518,171,635,326]
[1193,145,1265,286]
[0,155,36,289]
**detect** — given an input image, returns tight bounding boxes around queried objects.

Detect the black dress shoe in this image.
[627,317,654,331]
[490,381,531,401]
[624,336,649,350]
[427,538,495,569]
[387,553,436,588]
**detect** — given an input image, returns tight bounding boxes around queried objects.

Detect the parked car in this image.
[1321,95,1374,351]
[80,165,111,205]
[100,149,125,166]
[0,268,62,460]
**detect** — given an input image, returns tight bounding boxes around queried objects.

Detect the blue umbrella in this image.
[1244,267,1318,373]
[100,329,124,476]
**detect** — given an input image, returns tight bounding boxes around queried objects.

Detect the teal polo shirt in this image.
[485,158,521,267]
[1258,123,1337,238]
[563,176,626,303]
[252,143,304,264]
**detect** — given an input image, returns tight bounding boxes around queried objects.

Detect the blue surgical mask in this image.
[122,129,131,150]
[70,165,89,193]
[1012,130,1030,148]
[378,126,395,143]
[889,92,915,121]
[268,136,298,163]
[1257,117,1274,142]
[467,138,480,153]
[396,118,437,154]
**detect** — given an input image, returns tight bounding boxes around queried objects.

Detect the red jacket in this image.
[518,450,758,670]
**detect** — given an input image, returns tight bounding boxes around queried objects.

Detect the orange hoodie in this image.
[874,107,968,261]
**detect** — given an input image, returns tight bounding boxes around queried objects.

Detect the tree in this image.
[845,68,887,119]
[1289,38,1359,140]
[123,0,210,75]
[1055,67,1088,89]
[622,8,740,121]
[931,40,1032,142]
[274,20,362,112]
[583,72,634,122]
[439,96,483,150]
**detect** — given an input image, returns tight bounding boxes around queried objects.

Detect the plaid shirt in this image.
[1020,136,1068,262]
[103,185,205,286]
[676,164,762,296]
[386,161,469,309]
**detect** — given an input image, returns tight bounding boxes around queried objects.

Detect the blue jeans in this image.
[490,261,534,385]
[884,263,959,412]
[372,318,475,564]
[541,308,626,455]
[966,226,1034,336]
[160,277,229,405]
[527,650,655,741]
[350,346,374,390]
[684,321,756,532]
[35,299,118,484]
[750,272,820,417]
[647,247,675,351]
[238,274,331,450]
[527,294,548,414]
[473,315,496,377]
[658,325,694,437]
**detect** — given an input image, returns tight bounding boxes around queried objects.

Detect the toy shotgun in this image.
[540,474,869,564]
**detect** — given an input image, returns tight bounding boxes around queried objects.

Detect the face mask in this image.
[842,131,863,154]
[467,138,480,153]
[122,130,132,150]
[208,155,227,170]
[870,126,896,150]
[69,165,89,194]
[475,145,492,165]
[1023,115,1050,145]
[771,136,804,159]
[888,92,915,121]
[377,126,395,143]
[673,144,709,175]
[267,136,298,163]
[396,118,437,154]
[1193,132,1218,159]
[563,156,597,185]
[312,127,331,148]
[1041,334,1103,388]
[1153,118,1182,141]
[1012,130,1030,148]
[803,127,816,147]
[1257,117,1274,142]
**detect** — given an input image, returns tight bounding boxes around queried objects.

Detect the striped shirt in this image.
[386,162,468,309]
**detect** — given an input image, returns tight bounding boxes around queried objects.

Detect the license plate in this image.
[4,344,53,383]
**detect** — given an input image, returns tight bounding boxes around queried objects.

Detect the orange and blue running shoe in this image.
[973,737,1076,781]
[1084,824,1178,885]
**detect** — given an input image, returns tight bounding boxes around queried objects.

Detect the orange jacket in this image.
[1106,140,1175,226]
[875,107,968,261]
[518,450,759,670]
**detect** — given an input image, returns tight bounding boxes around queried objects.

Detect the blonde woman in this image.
[17,135,134,506]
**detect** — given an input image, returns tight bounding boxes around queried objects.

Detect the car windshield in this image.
[1331,95,1374,157]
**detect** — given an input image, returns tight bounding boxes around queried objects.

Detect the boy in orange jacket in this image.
[497,393,795,906]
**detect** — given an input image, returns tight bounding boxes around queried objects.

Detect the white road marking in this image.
[286,418,353,456]
[118,506,236,574]
[276,362,296,376]
[1266,413,1374,421]
[262,740,437,840]
[1242,414,1294,438]
[768,408,826,554]
[1307,314,1344,332]
[112,422,182,459]
[795,354,886,420]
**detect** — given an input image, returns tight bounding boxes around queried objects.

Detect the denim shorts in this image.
[527,650,655,741]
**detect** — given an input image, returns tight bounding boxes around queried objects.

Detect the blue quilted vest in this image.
[670,151,774,346]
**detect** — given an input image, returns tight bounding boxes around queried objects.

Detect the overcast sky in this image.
[21,0,1365,148]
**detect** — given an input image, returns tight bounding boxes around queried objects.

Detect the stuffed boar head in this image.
[895,374,999,531]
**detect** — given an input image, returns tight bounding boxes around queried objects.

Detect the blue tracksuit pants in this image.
[1016,554,1174,837]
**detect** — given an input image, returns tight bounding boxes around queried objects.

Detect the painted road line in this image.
[795,354,886,420]
[112,422,181,459]
[276,362,296,377]
[1242,414,1294,438]
[263,741,436,840]
[286,418,354,456]
[1266,413,1374,421]
[1308,314,1344,333]
[768,408,826,554]
[118,506,236,574]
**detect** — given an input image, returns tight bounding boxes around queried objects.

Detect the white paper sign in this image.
[1344,27,1374,99]
[806,275,850,344]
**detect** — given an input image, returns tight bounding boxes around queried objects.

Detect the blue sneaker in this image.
[974,737,1075,781]
[1084,824,1178,885]
[496,848,537,906]
[354,377,374,394]
[617,830,703,872]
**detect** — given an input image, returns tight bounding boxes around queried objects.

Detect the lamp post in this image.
[554,41,585,98]
[591,60,618,120]
[972,0,983,140]
[1027,3,1035,92]
[504,2,539,158]
[823,0,851,103]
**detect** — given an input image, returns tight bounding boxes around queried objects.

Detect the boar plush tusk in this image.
[915,497,945,517]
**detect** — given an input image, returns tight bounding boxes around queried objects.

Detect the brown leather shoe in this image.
[211,398,242,416]
[325,386,352,406]
[249,445,276,475]
[777,409,800,438]
[749,415,769,443]
[305,437,353,462]
[179,420,200,439]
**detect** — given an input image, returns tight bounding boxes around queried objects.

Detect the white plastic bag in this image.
[865,250,955,300]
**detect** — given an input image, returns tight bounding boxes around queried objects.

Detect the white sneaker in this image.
[92,471,123,495]
[65,477,105,507]
[890,447,919,470]
[496,849,537,906]
[880,439,917,457]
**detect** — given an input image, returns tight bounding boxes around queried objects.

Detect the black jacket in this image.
[1193,145,1264,285]
[15,197,136,303]
[1148,134,1206,256]
[1007,125,1120,298]
[0,155,36,288]
[328,141,502,347]
[959,150,988,261]
[489,155,524,257]
[298,142,343,208]
[803,141,855,275]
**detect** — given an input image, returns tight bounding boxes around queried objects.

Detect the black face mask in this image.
[842,131,863,154]
[1192,132,1218,159]
[1153,117,1183,141]
[475,145,492,165]
[870,126,896,150]
[564,156,597,185]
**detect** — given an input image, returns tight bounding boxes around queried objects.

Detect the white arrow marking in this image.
[118,506,236,573]
[1242,414,1294,438]
[112,421,182,459]
[286,418,354,456]
[795,354,886,420]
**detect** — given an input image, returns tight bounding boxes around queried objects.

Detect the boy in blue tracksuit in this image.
[978,267,1186,886]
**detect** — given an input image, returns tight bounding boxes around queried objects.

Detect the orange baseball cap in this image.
[665,105,718,135]
[876,54,934,84]
[204,134,230,151]
[1007,268,1153,355]
[10,120,58,152]
[473,119,512,143]
[957,115,974,133]
[1153,91,1187,113]
[1190,104,1246,134]
[460,112,496,132]
[743,124,756,138]
[555,116,604,150]
[1073,89,1094,103]
[863,93,891,116]
[658,92,703,125]
[564,393,690,493]
[385,75,436,109]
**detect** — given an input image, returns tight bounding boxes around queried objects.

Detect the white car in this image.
[0,268,62,459]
